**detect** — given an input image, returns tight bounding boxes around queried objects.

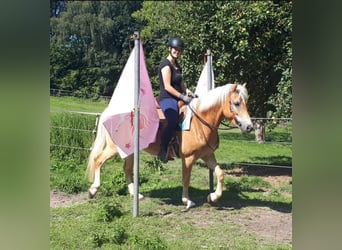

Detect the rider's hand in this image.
[187,90,198,98]
[179,94,192,104]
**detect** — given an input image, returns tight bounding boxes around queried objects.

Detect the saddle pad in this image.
[179,99,198,131]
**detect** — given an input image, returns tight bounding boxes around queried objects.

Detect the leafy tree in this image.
[132,1,292,118]
[50,1,292,120]
[50,0,66,18]
[50,1,143,98]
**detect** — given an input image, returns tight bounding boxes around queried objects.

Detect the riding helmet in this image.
[166,37,184,49]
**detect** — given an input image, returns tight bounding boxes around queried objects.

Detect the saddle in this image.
[154,97,187,159]
[154,97,187,122]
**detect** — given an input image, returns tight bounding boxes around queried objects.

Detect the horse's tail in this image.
[86,116,107,182]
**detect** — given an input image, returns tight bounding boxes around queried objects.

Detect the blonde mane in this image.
[197,84,249,112]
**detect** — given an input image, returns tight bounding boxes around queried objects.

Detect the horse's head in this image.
[225,83,253,134]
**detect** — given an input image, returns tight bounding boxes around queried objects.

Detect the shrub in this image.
[110,224,128,245]
[130,234,168,250]
[95,200,123,222]
[91,231,108,248]
[90,224,127,247]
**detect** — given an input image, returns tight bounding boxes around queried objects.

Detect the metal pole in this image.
[133,31,140,217]
[207,49,214,193]
[207,49,212,91]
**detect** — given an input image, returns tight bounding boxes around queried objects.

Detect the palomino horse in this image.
[86,83,253,210]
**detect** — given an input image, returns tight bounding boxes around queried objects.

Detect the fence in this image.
[50,88,111,100]
[50,109,292,165]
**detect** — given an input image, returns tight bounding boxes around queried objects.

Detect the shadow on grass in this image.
[249,155,292,167]
[196,158,292,177]
[227,163,292,177]
[146,185,291,214]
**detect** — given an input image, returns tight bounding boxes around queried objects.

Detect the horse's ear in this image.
[230,84,238,92]
[242,82,247,87]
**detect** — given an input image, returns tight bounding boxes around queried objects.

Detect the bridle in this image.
[187,100,238,131]
[186,100,236,152]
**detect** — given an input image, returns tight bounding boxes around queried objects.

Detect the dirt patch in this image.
[223,165,292,244]
[50,189,89,208]
[230,206,292,244]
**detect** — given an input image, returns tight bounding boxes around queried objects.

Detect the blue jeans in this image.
[159,98,179,151]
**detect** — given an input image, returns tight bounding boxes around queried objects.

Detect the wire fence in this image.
[50,88,111,100]
[50,109,292,150]
[50,109,292,169]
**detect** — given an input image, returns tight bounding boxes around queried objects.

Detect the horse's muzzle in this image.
[236,119,253,133]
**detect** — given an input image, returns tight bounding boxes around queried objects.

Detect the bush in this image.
[130,234,168,250]
[95,200,123,222]
[90,224,127,247]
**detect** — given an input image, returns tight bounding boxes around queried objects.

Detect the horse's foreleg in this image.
[203,155,224,203]
[181,157,196,210]
[124,154,144,200]
[207,165,224,203]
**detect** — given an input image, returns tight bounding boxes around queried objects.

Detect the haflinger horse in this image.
[86,83,253,210]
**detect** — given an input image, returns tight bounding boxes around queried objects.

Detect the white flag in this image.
[101,42,159,158]
[194,62,215,97]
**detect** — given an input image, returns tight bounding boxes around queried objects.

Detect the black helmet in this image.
[166,37,184,49]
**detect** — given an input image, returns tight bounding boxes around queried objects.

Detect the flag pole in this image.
[207,49,214,193]
[133,31,140,217]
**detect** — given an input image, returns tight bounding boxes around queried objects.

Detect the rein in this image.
[188,101,237,131]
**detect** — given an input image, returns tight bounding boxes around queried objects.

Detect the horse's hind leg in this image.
[88,144,117,198]
[123,154,144,200]
[202,154,224,203]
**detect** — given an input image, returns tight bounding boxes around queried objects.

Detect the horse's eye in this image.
[233,101,240,106]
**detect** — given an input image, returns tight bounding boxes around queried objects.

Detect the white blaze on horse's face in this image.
[229,85,253,134]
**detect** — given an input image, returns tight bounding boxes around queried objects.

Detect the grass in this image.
[50,151,292,249]
[50,95,292,249]
[51,157,292,249]
[50,96,109,112]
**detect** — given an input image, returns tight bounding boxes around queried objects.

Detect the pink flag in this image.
[101,42,159,158]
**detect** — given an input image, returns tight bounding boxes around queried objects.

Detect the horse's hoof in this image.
[207,194,211,203]
[88,190,95,199]
[130,193,145,200]
[181,200,195,212]
[88,187,97,199]
[182,197,189,205]
[207,193,218,203]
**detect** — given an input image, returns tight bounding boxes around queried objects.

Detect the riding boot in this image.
[157,147,168,163]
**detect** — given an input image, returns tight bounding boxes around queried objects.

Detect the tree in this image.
[50,1,143,98]
[50,0,292,122]
[132,1,292,119]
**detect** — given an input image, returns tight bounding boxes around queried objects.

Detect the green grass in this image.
[51,156,292,249]
[50,96,109,112]
[50,95,292,249]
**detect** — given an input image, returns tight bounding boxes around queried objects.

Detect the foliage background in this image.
[50,0,292,119]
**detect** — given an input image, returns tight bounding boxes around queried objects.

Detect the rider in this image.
[157,37,196,163]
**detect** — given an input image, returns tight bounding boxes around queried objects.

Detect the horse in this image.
[86,83,253,210]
